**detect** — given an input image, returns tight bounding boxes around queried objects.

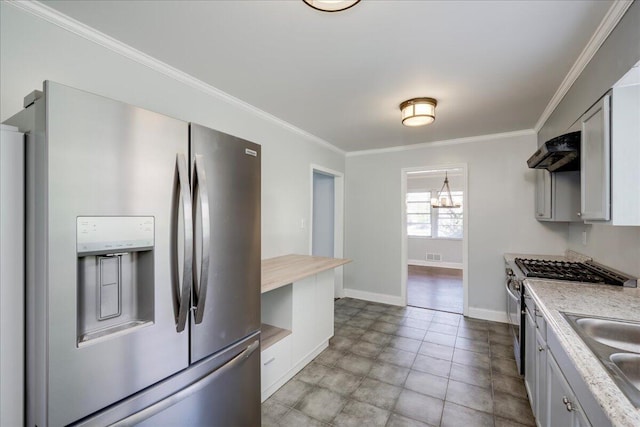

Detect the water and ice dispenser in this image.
[76,216,155,345]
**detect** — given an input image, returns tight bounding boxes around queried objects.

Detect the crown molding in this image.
[346,129,536,157]
[534,0,633,132]
[7,0,345,156]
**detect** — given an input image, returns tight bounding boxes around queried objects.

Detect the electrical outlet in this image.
[582,230,587,246]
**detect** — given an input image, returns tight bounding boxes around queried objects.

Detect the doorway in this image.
[401,165,468,315]
[310,165,344,298]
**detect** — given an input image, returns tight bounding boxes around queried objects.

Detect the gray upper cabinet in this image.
[535,170,552,220]
[579,80,640,225]
[580,93,611,221]
[535,169,580,222]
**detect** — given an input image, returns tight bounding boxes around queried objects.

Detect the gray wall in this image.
[0,2,345,259]
[538,1,640,277]
[408,238,463,265]
[345,133,568,316]
[538,1,640,145]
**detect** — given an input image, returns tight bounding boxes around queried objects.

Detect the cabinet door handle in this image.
[263,357,276,366]
[562,396,574,412]
[577,212,582,217]
[538,346,544,352]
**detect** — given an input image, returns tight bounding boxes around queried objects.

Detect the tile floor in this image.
[407,266,463,313]
[262,298,535,427]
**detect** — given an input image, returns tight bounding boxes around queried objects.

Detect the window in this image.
[406,192,431,237]
[434,191,463,239]
[407,190,463,239]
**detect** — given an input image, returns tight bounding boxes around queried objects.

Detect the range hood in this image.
[527,131,581,172]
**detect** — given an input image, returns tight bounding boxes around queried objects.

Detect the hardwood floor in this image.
[407,265,463,314]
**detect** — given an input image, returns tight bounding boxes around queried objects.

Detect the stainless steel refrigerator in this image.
[5,81,261,426]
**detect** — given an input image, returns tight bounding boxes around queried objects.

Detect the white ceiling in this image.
[44,0,614,152]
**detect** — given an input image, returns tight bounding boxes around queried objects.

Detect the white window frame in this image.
[406,191,431,237]
[406,190,463,240]
[432,191,463,239]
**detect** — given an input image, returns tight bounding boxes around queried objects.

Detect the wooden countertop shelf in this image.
[261,323,292,351]
[261,254,350,294]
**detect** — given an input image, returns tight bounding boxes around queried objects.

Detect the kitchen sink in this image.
[562,313,640,408]
[611,353,640,390]
[575,317,640,353]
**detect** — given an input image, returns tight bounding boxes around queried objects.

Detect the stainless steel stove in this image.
[505,256,636,375]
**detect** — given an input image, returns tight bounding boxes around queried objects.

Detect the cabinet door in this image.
[524,308,536,409]
[580,93,611,221]
[535,169,552,220]
[547,352,588,426]
[534,328,548,426]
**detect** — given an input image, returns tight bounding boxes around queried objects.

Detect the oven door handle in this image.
[505,281,520,302]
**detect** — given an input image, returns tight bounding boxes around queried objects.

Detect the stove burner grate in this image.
[513,258,626,286]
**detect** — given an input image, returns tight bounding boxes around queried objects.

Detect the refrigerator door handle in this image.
[109,339,260,426]
[192,154,210,324]
[175,153,193,333]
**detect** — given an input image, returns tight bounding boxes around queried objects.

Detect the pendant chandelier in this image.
[431,172,461,209]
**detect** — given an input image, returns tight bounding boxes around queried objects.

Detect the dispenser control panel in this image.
[77,216,154,255]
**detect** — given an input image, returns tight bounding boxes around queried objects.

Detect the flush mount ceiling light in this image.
[432,172,461,209]
[303,0,361,12]
[399,97,437,127]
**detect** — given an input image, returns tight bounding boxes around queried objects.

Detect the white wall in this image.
[406,173,463,265]
[345,133,569,317]
[0,2,345,259]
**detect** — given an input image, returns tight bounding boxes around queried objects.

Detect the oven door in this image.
[505,274,524,374]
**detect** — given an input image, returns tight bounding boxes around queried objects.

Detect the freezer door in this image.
[71,333,260,427]
[189,124,261,362]
[29,82,190,426]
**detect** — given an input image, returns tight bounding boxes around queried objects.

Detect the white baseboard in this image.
[342,288,404,306]
[467,307,508,323]
[408,259,463,269]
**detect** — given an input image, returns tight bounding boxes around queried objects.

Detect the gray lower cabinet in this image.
[524,306,537,408]
[547,351,590,427]
[534,320,548,425]
[524,298,612,427]
[524,296,550,426]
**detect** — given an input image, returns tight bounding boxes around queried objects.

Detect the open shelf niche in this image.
[260,283,292,351]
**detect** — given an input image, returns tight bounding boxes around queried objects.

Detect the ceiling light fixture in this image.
[431,172,461,209]
[303,0,361,12]
[399,97,437,127]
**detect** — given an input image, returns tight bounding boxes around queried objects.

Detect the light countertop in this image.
[261,254,351,294]
[525,279,640,427]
